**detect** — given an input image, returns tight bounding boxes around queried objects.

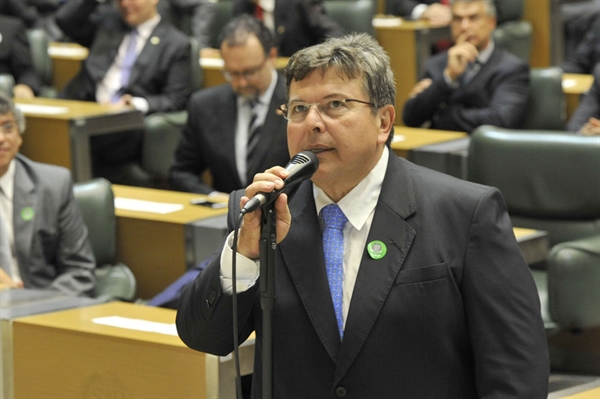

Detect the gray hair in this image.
[450,0,497,18]
[0,92,25,134]
[284,33,396,111]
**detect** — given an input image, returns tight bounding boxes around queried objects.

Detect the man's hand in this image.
[422,3,452,27]
[236,166,292,260]
[0,268,23,290]
[580,117,600,136]
[444,35,479,81]
[408,78,433,98]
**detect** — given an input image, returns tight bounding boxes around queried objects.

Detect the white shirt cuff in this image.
[220,230,260,294]
[411,4,428,20]
[131,97,150,114]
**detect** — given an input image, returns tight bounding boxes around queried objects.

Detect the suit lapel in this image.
[88,26,127,81]
[13,160,36,285]
[334,154,417,383]
[280,182,344,362]
[128,20,166,87]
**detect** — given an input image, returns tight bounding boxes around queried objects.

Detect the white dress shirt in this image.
[220,146,390,328]
[96,14,161,113]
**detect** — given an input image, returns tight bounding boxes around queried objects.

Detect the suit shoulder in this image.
[494,48,529,72]
[190,84,234,105]
[17,155,72,183]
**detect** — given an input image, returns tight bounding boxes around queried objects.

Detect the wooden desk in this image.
[15,97,143,182]
[374,17,451,125]
[1,289,102,399]
[523,0,562,67]
[201,56,290,88]
[548,375,600,398]
[513,227,550,266]
[391,126,468,158]
[563,73,594,120]
[12,302,255,399]
[113,185,228,299]
[48,42,89,92]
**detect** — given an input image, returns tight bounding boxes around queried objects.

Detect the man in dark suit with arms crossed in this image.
[176,33,549,397]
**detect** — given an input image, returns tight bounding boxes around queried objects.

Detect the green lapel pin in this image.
[21,207,34,221]
[367,240,387,260]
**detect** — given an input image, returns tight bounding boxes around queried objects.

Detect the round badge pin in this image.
[150,36,160,45]
[367,240,387,260]
[21,207,34,221]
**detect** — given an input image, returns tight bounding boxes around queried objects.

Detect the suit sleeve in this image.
[141,33,192,113]
[50,171,97,297]
[386,0,421,17]
[566,64,600,132]
[560,17,600,75]
[404,58,530,132]
[176,190,258,355]
[301,0,345,40]
[168,96,215,194]
[10,18,42,94]
[55,0,100,47]
[463,188,549,398]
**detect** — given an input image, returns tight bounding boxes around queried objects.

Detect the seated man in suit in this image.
[403,0,530,133]
[560,14,600,75]
[169,14,289,198]
[567,62,600,136]
[0,14,42,99]
[386,0,452,27]
[55,0,192,186]
[0,93,96,296]
[232,0,344,57]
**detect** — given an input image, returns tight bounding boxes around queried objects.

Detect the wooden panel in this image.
[524,0,551,67]
[19,118,71,169]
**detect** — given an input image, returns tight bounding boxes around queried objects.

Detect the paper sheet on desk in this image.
[16,104,69,115]
[92,316,178,336]
[115,197,184,214]
[562,79,577,89]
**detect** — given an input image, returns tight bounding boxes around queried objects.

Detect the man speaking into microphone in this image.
[176,33,549,398]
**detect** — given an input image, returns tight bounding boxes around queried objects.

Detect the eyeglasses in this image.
[0,122,17,134]
[221,58,267,81]
[278,98,374,122]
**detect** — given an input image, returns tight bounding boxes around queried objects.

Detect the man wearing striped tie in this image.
[177,33,549,398]
[169,14,289,199]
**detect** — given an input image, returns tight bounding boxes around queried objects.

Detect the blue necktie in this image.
[112,29,138,103]
[321,204,348,339]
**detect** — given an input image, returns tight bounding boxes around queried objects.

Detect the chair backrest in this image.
[494,0,523,24]
[142,110,188,185]
[524,67,566,130]
[209,0,235,49]
[189,37,203,92]
[73,178,116,266]
[26,28,53,87]
[324,0,376,37]
[492,20,532,62]
[468,126,600,247]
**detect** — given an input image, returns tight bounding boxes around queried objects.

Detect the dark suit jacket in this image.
[169,74,289,194]
[403,46,530,133]
[13,154,96,296]
[0,15,42,94]
[560,15,600,75]
[567,62,600,132]
[177,151,549,398]
[233,0,344,57]
[55,0,191,113]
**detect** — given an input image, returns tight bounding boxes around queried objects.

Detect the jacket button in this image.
[335,386,347,397]
[205,290,217,307]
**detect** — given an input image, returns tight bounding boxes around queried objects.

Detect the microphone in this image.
[241,151,319,214]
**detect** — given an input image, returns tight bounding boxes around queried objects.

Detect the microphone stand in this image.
[259,202,276,399]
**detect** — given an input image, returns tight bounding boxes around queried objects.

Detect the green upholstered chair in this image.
[209,0,235,49]
[26,28,56,98]
[324,0,377,36]
[468,125,600,373]
[525,67,566,131]
[142,110,188,188]
[492,0,533,62]
[73,178,137,302]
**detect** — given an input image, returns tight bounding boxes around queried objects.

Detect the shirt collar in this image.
[477,39,494,65]
[0,159,16,201]
[134,14,161,40]
[314,146,389,231]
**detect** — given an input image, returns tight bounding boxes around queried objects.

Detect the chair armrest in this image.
[548,234,600,329]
